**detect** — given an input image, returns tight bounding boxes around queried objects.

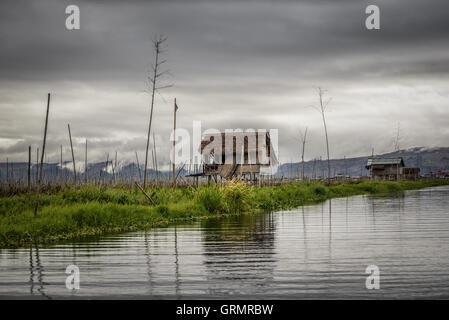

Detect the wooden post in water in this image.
[28,146,31,191]
[34,93,51,218]
[67,124,76,185]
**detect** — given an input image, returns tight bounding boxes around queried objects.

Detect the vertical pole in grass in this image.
[153,132,158,186]
[85,139,88,184]
[68,124,76,186]
[60,144,63,184]
[34,93,51,218]
[172,98,178,188]
[28,146,31,191]
[36,148,39,184]
[135,151,142,181]
[113,150,117,185]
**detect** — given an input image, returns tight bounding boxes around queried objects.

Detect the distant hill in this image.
[276,147,449,178]
[1,147,449,182]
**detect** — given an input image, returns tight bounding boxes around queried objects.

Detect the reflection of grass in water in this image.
[1,180,448,247]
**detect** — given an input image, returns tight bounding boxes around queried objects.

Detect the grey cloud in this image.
[0,0,448,164]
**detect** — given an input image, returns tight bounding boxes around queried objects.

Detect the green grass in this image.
[1,179,448,248]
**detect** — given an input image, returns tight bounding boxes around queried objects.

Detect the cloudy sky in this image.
[1,0,448,167]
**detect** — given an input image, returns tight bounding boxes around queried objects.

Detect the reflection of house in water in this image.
[200,213,277,296]
[367,193,405,215]
[194,131,277,183]
[365,157,420,180]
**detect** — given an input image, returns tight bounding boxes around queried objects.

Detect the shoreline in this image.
[1,179,448,248]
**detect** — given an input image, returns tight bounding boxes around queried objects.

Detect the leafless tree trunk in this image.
[143,35,171,188]
[314,87,332,184]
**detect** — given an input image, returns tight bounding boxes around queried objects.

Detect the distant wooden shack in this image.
[199,131,277,181]
[366,157,404,180]
[366,157,420,180]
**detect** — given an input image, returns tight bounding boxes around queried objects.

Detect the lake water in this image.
[1,186,449,299]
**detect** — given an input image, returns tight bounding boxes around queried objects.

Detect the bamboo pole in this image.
[301,127,308,181]
[36,148,39,184]
[135,151,142,180]
[173,98,177,188]
[153,132,158,184]
[60,144,63,184]
[34,93,51,217]
[135,181,156,205]
[151,149,155,180]
[85,139,88,184]
[28,146,31,191]
[67,124,76,185]
[114,151,117,184]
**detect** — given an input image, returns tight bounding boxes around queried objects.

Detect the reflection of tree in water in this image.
[29,245,51,299]
[200,213,276,296]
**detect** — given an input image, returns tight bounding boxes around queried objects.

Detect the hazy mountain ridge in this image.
[277,147,449,178]
[1,147,449,182]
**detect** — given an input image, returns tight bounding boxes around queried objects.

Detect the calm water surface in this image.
[1,186,449,299]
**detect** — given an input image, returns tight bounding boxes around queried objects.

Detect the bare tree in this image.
[312,87,332,184]
[299,127,308,181]
[143,35,172,188]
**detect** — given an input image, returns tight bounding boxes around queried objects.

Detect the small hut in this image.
[199,131,277,182]
[365,157,404,180]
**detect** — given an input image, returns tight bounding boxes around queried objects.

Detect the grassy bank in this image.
[1,179,448,248]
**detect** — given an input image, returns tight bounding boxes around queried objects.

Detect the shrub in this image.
[313,185,327,196]
[222,179,250,214]
[155,204,170,217]
[196,185,224,214]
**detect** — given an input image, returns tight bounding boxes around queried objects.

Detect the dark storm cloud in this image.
[0,0,448,164]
